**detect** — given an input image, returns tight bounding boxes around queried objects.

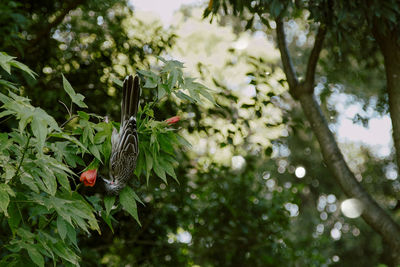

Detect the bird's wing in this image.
[110,118,138,164]
[117,118,138,157]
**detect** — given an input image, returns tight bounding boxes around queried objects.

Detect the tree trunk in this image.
[372,23,400,267]
[373,25,400,172]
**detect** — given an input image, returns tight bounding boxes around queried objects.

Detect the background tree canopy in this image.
[1,0,400,266]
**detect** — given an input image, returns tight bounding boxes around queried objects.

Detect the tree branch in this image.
[275,16,400,261]
[298,93,400,260]
[304,24,326,87]
[275,17,298,90]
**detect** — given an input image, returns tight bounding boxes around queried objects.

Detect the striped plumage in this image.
[104,75,140,194]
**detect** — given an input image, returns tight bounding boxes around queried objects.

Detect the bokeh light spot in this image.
[341,198,363,218]
[295,166,306,178]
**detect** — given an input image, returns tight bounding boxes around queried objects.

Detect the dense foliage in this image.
[0,51,214,265]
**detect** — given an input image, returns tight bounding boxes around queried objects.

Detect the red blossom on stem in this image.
[80,169,97,187]
[165,116,180,125]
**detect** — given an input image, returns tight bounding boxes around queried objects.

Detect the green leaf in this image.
[66,222,78,248]
[36,233,55,261]
[175,91,195,102]
[158,83,167,99]
[0,78,18,90]
[0,110,14,119]
[7,202,21,233]
[101,210,114,233]
[53,242,79,265]
[0,52,15,74]
[144,148,153,183]
[132,190,144,205]
[153,161,167,183]
[30,170,47,194]
[0,184,10,216]
[9,60,37,79]
[134,150,145,178]
[159,157,178,183]
[56,173,71,191]
[167,68,179,91]
[89,144,102,162]
[62,74,88,108]
[86,158,100,171]
[176,135,192,148]
[41,170,57,196]
[20,173,39,193]
[31,115,47,151]
[93,131,107,144]
[16,228,35,239]
[199,88,216,104]
[104,195,115,216]
[120,186,141,225]
[57,216,67,240]
[0,91,12,104]
[30,108,59,151]
[77,111,90,121]
[111,76,123,87]
[3,164,16,182]
[27,247,44,267]
[158,134,174,155]
[49,132,89,153]
[138,70,159,88]
[87,195,102,211]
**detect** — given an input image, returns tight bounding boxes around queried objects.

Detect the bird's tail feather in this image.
[121,75,140,123]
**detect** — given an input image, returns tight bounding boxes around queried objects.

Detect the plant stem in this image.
[60,115,78,128]
[14,134,31,180]
[42,212,57,230]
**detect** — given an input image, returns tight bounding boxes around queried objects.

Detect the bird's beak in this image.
[100,175,113,185]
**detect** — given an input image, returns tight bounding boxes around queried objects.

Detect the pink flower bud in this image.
[165,116,180,125]
[80,169,97,187]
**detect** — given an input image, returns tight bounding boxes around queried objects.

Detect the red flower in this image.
[80,169,97,187]
[166,116,180,125]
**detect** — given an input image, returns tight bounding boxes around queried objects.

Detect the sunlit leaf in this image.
[111,76,123,87]
[0,52,15,74]
[62,74,88,108]
[0,184,10,216]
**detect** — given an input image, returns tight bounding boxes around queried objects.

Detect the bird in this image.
[103,75,140,194]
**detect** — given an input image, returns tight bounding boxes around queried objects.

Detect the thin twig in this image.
[42,212,57,230]
[60,115,78,128]
[0,116,12,125]
[304,24,327,87]
[17,203,25,225]
[275,17,299,90]
[58,100,72,117]
[14,134,31,180]
[70,101,73,116]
